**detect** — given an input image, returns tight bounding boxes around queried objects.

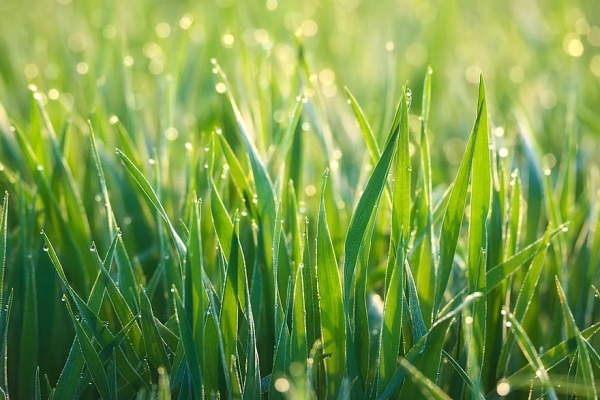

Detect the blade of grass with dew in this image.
[216,132,254,206]
[399,357,452,400]
[379,292,483,399]
[290,266,307,387]
[504,311,558,400]
[89,121,137,306]
[555,278,597,398]
[497,226,551,375]
[63,297,113,400]
[442,350,478,394]
[220,219,242,380]
[405,257,427,343]
[375,237,405,397]
[414,67,435,327]
[434,83,485,315]
[186,198,206,353]
[209,176,234,260]
[485,224,564,291]
[392,86,411,248]
[173,288,203,398]
[343,95,401,309]
[467,77,490,389]
[316,170,345,399]
[0,191,7,398]
[116,149,186,263]
[140,288,171,373]
[345,87,381,163]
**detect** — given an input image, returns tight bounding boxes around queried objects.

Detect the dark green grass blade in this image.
[63,297,113,400]
[379,292,482,399]
[316,170,345,399]
[555,278,597,399]
[140,288,171,372]
[173,289,203,398]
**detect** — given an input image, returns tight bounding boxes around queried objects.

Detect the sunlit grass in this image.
[1,0,600,398]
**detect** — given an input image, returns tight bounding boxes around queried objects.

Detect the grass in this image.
[1,0,600,398]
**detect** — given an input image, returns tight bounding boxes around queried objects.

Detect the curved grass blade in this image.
[504,311,558,400]
[378,292,483,399]
[316,170,345,399]
[116,149,186,263]
[345,87,381,162]
[398,357,452,400]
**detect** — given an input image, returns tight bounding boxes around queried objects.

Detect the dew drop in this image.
[170,288,175,293]
[561,226,569,232]
[505,321,512,328]
[75,314,81,322]
[43,244,49,252]
[117,229,123,237]
[496,381,511,396]
[204,146,210,152]
[61,297,66,302]
[204,163,209,169]
[90,243,96,252]
[500,309,506,316]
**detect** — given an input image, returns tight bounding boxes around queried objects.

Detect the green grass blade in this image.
[398,357,452,400]
[140,288,171,372]
[345,87,381,162]
[173,288,204,398]
[379,292,482,399]
[466,77,490,386]
[116,149,186,262]
[63,297,113,400]
[504,311,558,400]
[316,170,345,399]
[555,278,597,399]
[344,102,400,310]
[376,238,405,396]
[392,86,411,246]
[434,81,486,315]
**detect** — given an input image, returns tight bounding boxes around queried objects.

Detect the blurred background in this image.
[1,0,599,182]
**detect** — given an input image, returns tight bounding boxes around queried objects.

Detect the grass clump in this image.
[1,1,600,398]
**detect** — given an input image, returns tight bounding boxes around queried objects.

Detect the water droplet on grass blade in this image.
[90,243,96,252]
[43,244,49,252]
[496,381,510,396]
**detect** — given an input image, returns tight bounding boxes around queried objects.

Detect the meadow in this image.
[0,0,599,398]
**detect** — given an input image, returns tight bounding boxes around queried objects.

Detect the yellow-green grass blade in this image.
[414,67,435,327]
[316,170,345,399]
[434,80,487,315]
[466,77,490,387]
[503,311,558,400]
[398,357,452,400]
[555,278,597,399]
[345,87,381,164]
[392,86,411,246]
